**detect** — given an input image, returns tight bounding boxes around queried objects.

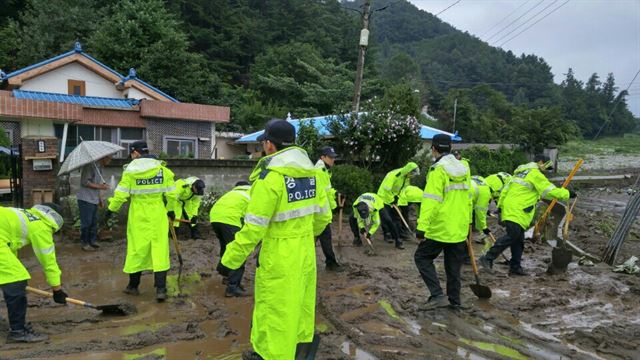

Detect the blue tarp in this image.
[12,90,140,109]
[235,114,462,143]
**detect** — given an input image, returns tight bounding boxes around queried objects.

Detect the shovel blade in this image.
[96,303,136,316]
[524,227,534,240]
[470,283,492,299]
[549,247,573,273]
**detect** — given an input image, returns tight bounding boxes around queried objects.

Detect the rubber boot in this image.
[154,271,168,302]
[123,272,141,295]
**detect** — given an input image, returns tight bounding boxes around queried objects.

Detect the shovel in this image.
[169,220,184,293]
[531,159,583,240]
[337,194,346,246]
[26,286,133,316]
[549,198,577,273]
[467,229,492,299]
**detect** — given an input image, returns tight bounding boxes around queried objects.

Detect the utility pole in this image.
[351,0,372,113]
[452,98,458,133]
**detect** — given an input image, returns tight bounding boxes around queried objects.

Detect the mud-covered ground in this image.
[1,187,639,360]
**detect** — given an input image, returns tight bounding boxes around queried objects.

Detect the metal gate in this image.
[9,144,23,207]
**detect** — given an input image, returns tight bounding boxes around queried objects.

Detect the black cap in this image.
[356,202,370,219]
[130,140,149,154]
[256,119,295,146]
[534,154,553,170]
[192,179,205,195]
[320,146,337,158]
[431,134,452,152]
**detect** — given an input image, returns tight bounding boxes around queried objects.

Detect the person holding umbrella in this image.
[77,155,112,251]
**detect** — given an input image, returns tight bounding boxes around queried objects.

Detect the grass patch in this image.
[560,134,640,158]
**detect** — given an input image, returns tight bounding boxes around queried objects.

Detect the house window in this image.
[67,80,86,96]
[118,128,145,158]
[163,136,197,159]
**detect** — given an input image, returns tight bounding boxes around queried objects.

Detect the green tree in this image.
[509,107,578,153]
[88,0,220,103]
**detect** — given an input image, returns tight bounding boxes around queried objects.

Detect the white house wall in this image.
[20,62,123,98]
[20,118,55,137]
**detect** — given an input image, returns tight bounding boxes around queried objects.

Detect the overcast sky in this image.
[408,0,640,116]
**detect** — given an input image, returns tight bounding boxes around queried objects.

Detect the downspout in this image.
[59,122,69,162]
[211,122,216,159]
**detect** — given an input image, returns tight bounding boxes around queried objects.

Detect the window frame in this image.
[163,135,198,159]
[67,79,86,96]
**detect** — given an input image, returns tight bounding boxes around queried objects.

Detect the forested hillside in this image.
[0,0,637,143]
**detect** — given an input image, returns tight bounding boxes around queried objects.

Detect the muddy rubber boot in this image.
[123,286,139,296]
[242,351,263,360]
[225,286,249,298]
[6,324,48,343]
[156,287,168,302]
[326,262,345,272]
[424,295,449,310]
[479,255,493,270]
[509,267,528,276]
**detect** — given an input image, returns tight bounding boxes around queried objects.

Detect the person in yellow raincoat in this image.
[167,176,206,240]
[314,146,342,271]
[106,141,176,302]
[414,134,471,310]
[349,192,386,246]
[376,162,419,249]
[217,120,331,360]
[480,154,575,276]
[0,203,68,343]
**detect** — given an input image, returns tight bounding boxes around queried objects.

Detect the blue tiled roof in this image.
[1,42,178,103]
[13,90,140,109]
[235,114,462,143]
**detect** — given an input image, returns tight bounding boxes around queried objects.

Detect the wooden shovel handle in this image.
[466,227,480,276]
[26,286,91,307]
[168,219,183,264]
[392,204,411,230]
[535,159,584,234]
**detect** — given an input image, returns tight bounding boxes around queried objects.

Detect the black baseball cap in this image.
[431,134,452,152]
[130,140,149,154]
[192,179,206,195]
[257,119,295,146]
[534,154,553,170]
[320,146,337,158]
[356,202,370,219]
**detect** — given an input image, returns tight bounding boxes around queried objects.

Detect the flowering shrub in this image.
[328,110,421,172]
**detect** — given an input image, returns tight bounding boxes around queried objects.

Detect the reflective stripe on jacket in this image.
[209,185,251,228]
[417,154,471,243]
[377,162,418,204]
[498,162,570,229]
[353,193,385,236]
[108,157,176,273]
[221,147,331,359]
[0,207,62,287]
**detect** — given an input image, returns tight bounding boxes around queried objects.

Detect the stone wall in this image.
[68,159,257,195]
[146,118,213,159]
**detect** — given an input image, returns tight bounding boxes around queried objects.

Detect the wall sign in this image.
[37,140,46,153]
[33,159,53,171]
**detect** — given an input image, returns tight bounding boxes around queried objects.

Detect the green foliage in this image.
[560,134,640,157]
[328,109,421,173]
[509,106,580,153]
[331,164,374,206]
[0,129,10,147]
[297,120,323,161]
[377,82,421,117]
[409,150,433,190]
[87,0,220,104]
[459,146,528,176]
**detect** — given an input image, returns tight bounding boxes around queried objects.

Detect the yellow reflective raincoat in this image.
[315,160,337,210]
[353,193,386,236]
[497,162,569,229]
[167,176,202,228]
[0,206,62,287]
[209,185,251,228]
[485,172,512,199]
[108,157,176,274]
[221,147,331,359]
[398,185,424,206]
[377,162,419,205]
[417,154,471,243]
[470,176,492,232]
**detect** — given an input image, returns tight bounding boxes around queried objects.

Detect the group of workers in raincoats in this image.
[1,117,576,360]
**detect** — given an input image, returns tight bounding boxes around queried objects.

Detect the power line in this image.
[593,67,640,139]
[499,0,570,47]
[492,0,560,45]
[479,0,532,38]
[435,0,462,16]
[485,0,545,42]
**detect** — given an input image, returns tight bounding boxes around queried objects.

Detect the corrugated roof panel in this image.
[12,90,139,109]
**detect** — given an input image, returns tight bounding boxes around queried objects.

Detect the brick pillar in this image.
[21,136,59,207]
